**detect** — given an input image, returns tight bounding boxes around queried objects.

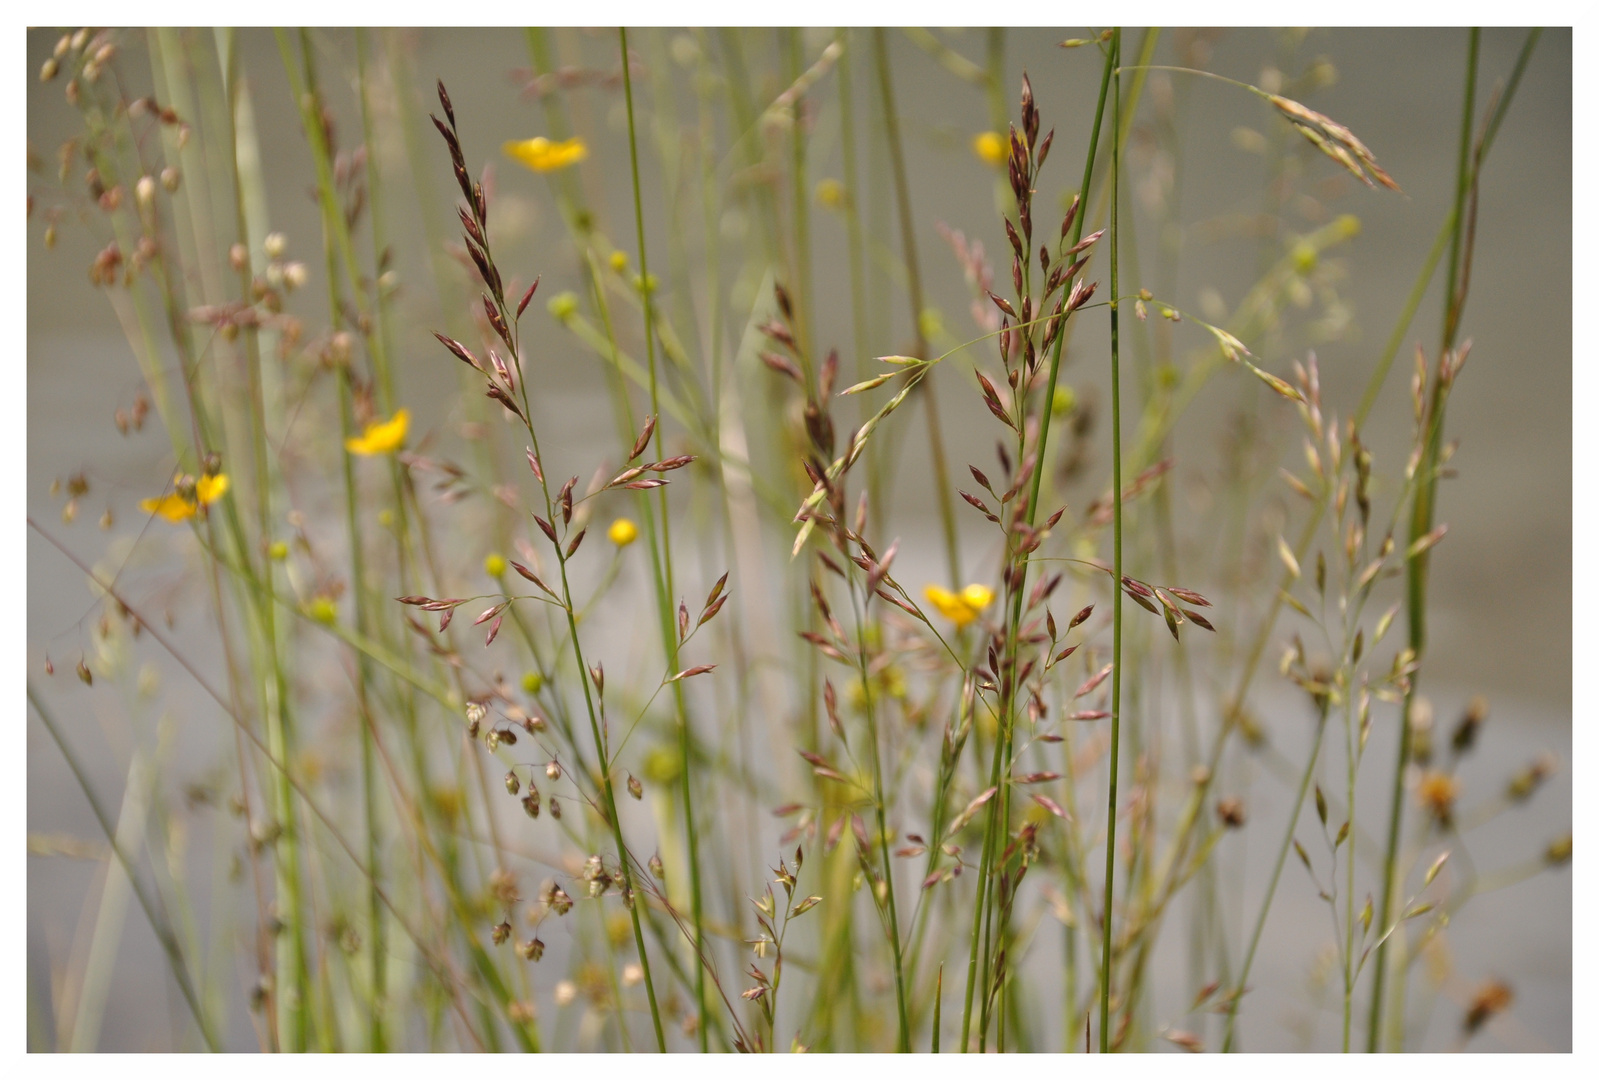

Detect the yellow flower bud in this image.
[608,518,639,547]
[1052,385,1077,417]
[972,131,1008,167]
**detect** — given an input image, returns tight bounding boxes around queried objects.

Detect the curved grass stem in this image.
[620,28,708,1051]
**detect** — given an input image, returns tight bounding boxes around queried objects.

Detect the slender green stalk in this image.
[1100,34,1534,995]
[960,37,1115,1056]
[1098,29,1123,1054]
[293,34,388,1049]
[1026,43,1114,533]
[872,28,962,587]
[29,686,220,1051]
[1368,29,1477,1052]
[32,505,506,1043]
[619,28,708,1051]
[959,703,1008,1052]
[1222,702,1330,1051]
[846,579,910,1051]
[836,31,879,500]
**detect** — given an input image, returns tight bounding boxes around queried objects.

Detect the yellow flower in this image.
[139,470,227,523]
[547,292,579,321]
[521,670,544,695]
[923,582,995,628]
[140,492,197,523]
[608,250,628,273]
[345,408,409,456]
[196,472,229,504]
[1051,384,1077,417]
[972,131,1008,167]
[815,178,846,210]
[608,517,639,547]
[503,136,588,173]
[485,553,507,578]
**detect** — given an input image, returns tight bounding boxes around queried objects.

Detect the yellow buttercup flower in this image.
[503,136,588,173]
[608,517,639,547]
[196,472,229,505]
[345,408,409,456]
[140,492,197,523]
[972,131,1008,167]
[923,582,995,628]
[485,553,507,578]
[140,471,229,523]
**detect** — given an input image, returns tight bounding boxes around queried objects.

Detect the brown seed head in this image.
[1463,979,1512,1035]
[1416,770,1459,824]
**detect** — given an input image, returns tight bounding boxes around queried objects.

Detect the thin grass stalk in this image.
[30,522,497,1050]
[352,33,404,1045]
[291,35,387,1049]
[835,31,881,510]
[29,686,221,1050]
[786,29,816,366]
[619,28,709,1051]
[872,28,962,587]
[70,747,147,1051]
[141,33,311,1050]
[961,40,1115,1055]
[496,235,670,1064]
[213,28,286,1031]
[1098,27,1123,1053]
[846,578,911,1051]
[1221,701,1330,1050]
[1104,189,1473,999]
[1368,29,1478,1051]
[959,688,1006,1051]
[1025,43,1113,542]
[283,39,523,1050]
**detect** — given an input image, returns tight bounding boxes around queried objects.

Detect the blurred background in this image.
[27,27,1570,1051]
